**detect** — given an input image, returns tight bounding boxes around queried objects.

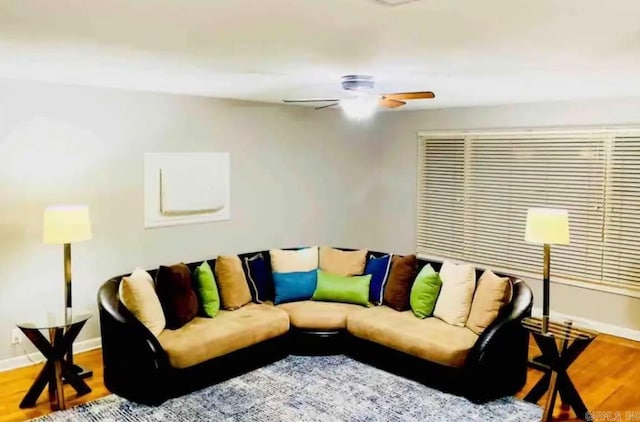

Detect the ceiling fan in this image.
[282,75,435,118]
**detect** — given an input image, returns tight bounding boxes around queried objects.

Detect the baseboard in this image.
[532,307,640,342]
[0,337,102,373]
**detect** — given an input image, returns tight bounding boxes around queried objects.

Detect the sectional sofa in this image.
[97,248,533,406]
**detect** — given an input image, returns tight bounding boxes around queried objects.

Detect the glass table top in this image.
[17,310,92,330]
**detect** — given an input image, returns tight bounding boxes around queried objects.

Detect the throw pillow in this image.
[466,270,512,335]
[193,261,220,318]
[410,264,443,319]
[273,270,317,305]
[312,270,371,306]
[155,263,199,329]
[364,254,393,305]
[383,254,418,311]
[270,247,318,273]
[319,246,368,276]
[241,253,273,303]
[119,268,166,336]
[433,260,476,327]
[214,255,252,310]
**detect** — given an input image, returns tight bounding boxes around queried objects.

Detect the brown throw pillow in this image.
[466,270,512,335]
[215,255,252,310]
[155,263,198,330]
[383,254,417,311]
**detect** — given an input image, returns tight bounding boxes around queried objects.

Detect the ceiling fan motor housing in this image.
[341,75,375,92]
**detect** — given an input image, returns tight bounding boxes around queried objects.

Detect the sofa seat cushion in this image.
[157,303,289,369]
[277,300,365,330]
[346,306,478,368]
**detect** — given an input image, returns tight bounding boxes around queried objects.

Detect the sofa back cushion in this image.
[270,247,319,273]
[383,254,418,311]
[194,261,220,318]
[319,246,367,276]
[364,254,393,305]
[410,264,442,319]
[433,260,476,327]
[312,270,371,306]
[156,263,199,329]
[273,270,318,305]
[215,255,252,310]
[119,268,166,336]
[466,270,512,335]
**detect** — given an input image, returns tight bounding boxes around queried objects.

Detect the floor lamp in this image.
[524,208,570,333]
[43,205,93,378]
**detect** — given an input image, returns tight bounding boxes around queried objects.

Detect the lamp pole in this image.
[63,243,73,366]
[542,243,550,334]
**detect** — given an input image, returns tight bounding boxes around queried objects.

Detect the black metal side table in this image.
[17,311,92,410]
[522,316,597,422]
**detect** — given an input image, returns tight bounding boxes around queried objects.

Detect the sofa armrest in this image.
[98,278,171,404]
[464,279,533,399]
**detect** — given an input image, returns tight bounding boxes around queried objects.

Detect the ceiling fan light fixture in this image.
[340,95,378,120]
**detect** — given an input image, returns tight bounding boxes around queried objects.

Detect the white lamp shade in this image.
[524,208,570,245]
[43,205,93,244]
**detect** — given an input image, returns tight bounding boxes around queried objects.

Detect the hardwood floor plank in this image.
[0,334,638,421]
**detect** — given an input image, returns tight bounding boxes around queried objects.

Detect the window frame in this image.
[416,126,640,299]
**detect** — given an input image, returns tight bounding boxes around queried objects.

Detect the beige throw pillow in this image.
[433,260,476,327]
[466,270,512,335]
[270,247,319,273]
[215,255,252,310]
[119,268,166,337]
[319,246,367,276]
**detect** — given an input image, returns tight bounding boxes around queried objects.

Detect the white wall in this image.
[366,98,640,335]
[2,80,639,364]
[0,79,379,361]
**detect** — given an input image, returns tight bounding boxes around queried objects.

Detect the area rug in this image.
[34,355,541,421]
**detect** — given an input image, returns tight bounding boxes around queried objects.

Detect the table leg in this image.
[47,328,57,409]
[58,322,91,396]
[52,328,66,410]
[525,371,551,402]
[19,362,52,408]
[558,372,589,419]
[542,371,559,422]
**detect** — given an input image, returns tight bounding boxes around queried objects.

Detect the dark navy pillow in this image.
[272,270,317,305]
[365,254,393,305]
[241,253,273,303]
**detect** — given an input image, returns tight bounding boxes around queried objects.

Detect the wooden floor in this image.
[0,335,639,422]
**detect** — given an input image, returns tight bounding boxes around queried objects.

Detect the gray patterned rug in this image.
[34,355,541,421]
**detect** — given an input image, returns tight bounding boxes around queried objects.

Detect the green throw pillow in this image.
[410,264,442,319]
[312,270,371,306]
[194,261,220,318]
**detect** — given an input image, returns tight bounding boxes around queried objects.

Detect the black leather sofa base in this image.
[288,328,346,356]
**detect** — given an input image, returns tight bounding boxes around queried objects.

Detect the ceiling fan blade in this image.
[379,98,406,109]
[382,91,435,101]
[282,99,340,103]
[314,102,339,110]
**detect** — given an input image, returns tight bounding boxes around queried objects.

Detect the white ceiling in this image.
[1,0,640,110]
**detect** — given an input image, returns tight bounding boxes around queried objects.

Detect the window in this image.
[417,129,640,293]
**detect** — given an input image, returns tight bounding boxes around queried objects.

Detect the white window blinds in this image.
[602,137,640,288]
[417,130,640,291]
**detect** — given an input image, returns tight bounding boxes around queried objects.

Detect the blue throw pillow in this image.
[241,253,273,303]
[273,270,318,305]
[365,254,393,305]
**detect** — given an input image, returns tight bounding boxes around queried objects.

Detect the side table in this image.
[522,316,597,422]
[17,311,93,410]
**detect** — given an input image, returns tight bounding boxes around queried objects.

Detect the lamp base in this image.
[63,364,93,384]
